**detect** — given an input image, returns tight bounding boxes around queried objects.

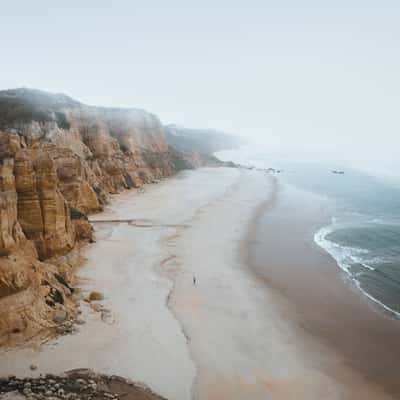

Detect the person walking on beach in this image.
[193,276,196,285]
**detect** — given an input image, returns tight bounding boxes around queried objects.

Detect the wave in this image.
[314,222,400,318]
[354,279,400,319]
[314,222,369,272]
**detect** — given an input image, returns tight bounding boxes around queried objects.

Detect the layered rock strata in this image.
[0,89,187,346]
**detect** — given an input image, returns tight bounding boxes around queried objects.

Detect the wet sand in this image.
[250,182,400,397]
[0,168,398,400]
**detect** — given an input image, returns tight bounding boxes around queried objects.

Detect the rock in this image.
[1,391,26,400]
[89,303,103,313]
[30,364,38,371]
[14,148,75,259]
[55,326,66,334]
[88,291,104,301]
[53,310,67,324]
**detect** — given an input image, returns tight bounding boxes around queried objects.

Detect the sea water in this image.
[216,147,400,317]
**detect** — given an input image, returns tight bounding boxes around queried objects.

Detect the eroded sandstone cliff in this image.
[0,88,237,347]
[0,89,187,346]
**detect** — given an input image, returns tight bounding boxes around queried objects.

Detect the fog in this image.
[1,1,399,174]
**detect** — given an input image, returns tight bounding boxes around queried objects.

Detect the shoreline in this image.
[249,181,400,397]
[1,167,398,399]
[314,223,400,319]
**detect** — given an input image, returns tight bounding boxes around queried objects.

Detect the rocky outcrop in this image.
[0,156,23,256]
[0,370,167,400]
[0,88,237,347]
[14,147,75,259]
[0,89,177,345]
[0,145,80,347]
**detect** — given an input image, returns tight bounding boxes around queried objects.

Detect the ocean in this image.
[216,147,400,318]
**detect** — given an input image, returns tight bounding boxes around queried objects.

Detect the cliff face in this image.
[0,89,178,346]
[0,143,79,346]
[0,88,238,347]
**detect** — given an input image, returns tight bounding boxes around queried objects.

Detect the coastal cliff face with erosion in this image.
[0,88,235,347]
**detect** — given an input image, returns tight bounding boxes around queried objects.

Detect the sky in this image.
[1,0,399,171]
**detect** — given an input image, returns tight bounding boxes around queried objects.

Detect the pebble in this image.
[88,291,104,301]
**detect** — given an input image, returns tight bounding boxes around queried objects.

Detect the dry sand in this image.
[0,167,396,400]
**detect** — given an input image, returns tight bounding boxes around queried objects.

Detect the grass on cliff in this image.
[0,88,76,129]
[0,96,52,127]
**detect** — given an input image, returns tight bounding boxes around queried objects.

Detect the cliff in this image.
[164,124,242,157]
[0,88,235,347]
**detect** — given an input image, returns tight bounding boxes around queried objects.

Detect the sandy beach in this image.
[0,167,397,400]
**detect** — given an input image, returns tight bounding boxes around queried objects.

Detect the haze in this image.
[1,1,399,173]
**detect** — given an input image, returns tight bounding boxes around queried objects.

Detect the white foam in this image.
[361,263,375,271]
[354,278,400,318]
[314,223,400,318]
[314,223,368,274]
